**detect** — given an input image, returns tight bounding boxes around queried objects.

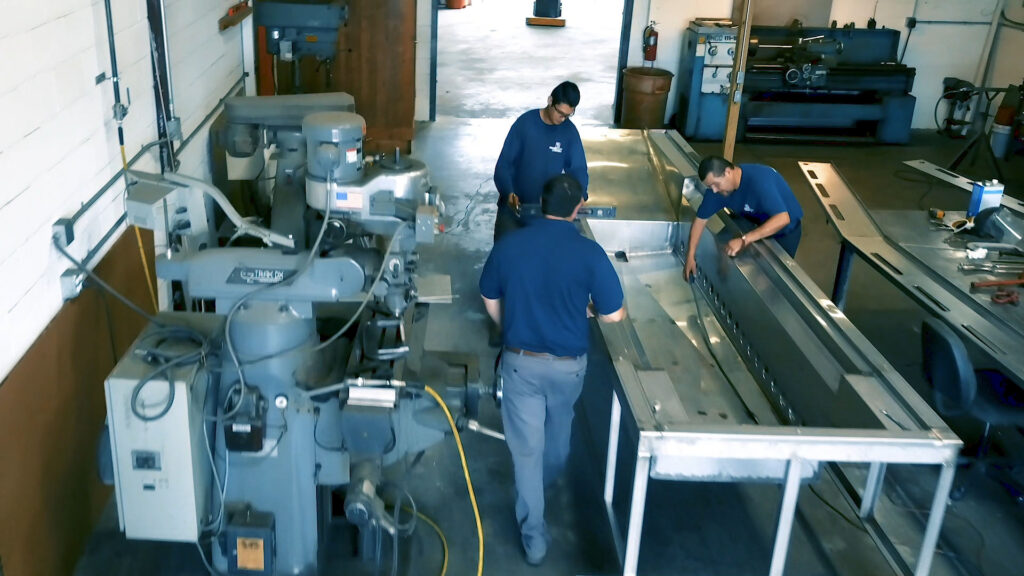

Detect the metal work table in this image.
[576,134,962,576]
[799,162,1024,387]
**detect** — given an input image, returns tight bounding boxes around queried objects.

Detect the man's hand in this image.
[684,255,697,282]
[725,236,747,257]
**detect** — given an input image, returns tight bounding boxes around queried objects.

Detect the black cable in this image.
[884,498,989,576]
[899,25,913,64]
[807,484,868,533]
[313,408,344,451]
[130,327,209,421]
[53,237,163,326]
[452,177,493,231]
[891,169,938,209]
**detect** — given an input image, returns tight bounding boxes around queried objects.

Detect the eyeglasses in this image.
[550,104,575,120]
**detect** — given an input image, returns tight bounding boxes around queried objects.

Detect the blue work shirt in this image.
[697,164,803,234]
[479,219,623,357]
[493,109,589,205]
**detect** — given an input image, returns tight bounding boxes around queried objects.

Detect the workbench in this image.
[800,162,1024,389]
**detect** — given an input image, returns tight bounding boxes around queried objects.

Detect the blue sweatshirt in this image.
[493,109,589,205]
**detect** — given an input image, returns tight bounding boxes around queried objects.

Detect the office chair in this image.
[921,317,1024,498]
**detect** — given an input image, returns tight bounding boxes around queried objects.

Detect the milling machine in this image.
[102,93,476,575]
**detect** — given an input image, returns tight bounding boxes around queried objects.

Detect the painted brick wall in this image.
[0,0,244,381]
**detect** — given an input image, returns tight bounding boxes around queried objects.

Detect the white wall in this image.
[831,0,1001,130]
[622,0,1012,129]
[0,0,244,380]
[988,17,1024,93]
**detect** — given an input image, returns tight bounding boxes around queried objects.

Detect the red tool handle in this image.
[971,278,1024,289]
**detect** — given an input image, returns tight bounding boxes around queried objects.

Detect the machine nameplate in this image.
[335,190,363,211]
[227,267,294,285]
[237,537,266,570]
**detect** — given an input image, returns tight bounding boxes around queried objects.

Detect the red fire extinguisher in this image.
[643,22,658,62]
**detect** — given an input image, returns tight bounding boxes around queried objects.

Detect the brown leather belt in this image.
[504,347,578,360]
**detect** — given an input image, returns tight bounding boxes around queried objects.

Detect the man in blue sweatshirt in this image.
[684,155,804,281]
[492,81,589,242]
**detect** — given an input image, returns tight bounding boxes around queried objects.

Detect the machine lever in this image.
[466,419,505,441]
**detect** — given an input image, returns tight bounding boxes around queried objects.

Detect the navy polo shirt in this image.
[493,109,589,205]
[479,219,623,357]
[697,164,803,234]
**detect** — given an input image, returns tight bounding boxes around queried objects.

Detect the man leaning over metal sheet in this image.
[479,175,625,566]
[685,155,805,280]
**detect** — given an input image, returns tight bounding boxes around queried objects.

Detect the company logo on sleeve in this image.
[549,141,563,153]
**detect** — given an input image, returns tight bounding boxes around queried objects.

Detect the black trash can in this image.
[534,0,561,18]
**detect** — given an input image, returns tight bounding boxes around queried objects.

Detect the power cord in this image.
[130,326,210,421]
[891,168,938,209]
[450,177,494,232]
[423,385,483,576]
[807,484,867,533]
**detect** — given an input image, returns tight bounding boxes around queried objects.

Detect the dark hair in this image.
[698,155,734,181]
[550,81,581,108]
[541,174,583,217]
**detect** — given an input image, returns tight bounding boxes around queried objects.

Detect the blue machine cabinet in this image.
[677,20,917,143]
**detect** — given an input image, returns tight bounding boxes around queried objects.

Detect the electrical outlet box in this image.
[60,269,85,300]
[53,218,75,247]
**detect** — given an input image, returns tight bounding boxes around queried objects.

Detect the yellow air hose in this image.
[424,385,483,576]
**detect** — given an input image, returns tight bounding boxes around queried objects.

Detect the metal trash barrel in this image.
[620,67,673,129]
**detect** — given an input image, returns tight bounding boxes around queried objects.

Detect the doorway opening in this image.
[435,0,626,126]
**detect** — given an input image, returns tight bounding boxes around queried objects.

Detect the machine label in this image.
[335,190,363,211]
[227,267,293,285]
[346,148,358,164]
[236,537,265,570]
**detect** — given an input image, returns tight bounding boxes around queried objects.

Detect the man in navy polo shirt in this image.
[492,81,589,242]
[479,175,624,566]
[684,155,804,281]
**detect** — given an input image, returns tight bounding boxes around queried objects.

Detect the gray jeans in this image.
[499,350,587,557]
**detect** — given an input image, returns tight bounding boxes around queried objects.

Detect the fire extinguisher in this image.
[643,21,658,62]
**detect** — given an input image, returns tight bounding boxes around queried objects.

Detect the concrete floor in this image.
[76,1,1024,575]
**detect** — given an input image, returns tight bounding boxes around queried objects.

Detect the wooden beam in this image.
[723,0,754,161]
[526,17,565,27]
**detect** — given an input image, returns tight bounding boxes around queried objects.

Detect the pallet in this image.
[526,17,565,27]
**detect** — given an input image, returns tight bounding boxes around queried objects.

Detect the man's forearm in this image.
[745,212,791,243]
[598,306,627,323]
[687,218,707,260]
[482,296,502,326]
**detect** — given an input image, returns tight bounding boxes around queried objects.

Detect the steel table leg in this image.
[860,462,887,519]
[915,462,957,576]
[605,392,624,561]
[769,458,804,576]
[832,241,855,311]
[623,450,652,576]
